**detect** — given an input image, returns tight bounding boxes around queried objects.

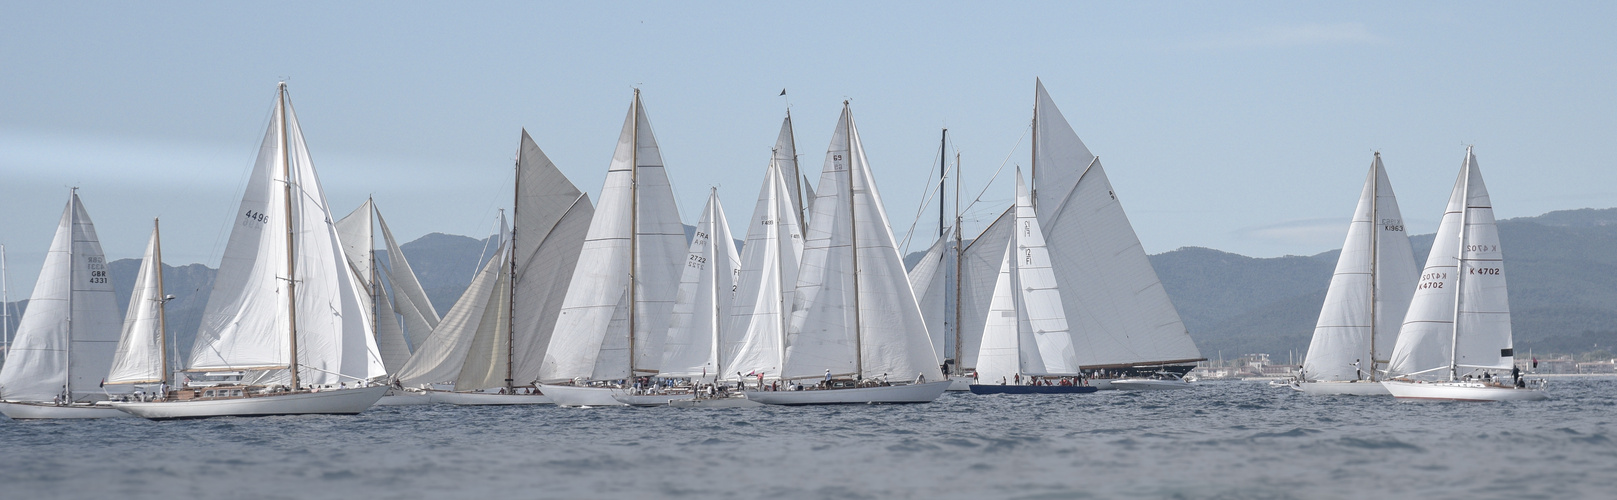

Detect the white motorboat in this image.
[610,391,695,407]
[113,385,386,420]
[1296,380,1390,396]
[374,388,431,406]
[1110,377,1193,391]
[538,384,627,407]
[1087,378,1116,390]
[1382,148,1548,402]
[1382,380,1548,401]
[429,390,553,406]
[745,381,951,405]
[0,402,131,420]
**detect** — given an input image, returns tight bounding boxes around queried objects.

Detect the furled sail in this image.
[783,104,943,382]
[1031,79,1201,368]
[0,192,122,401]
[1302,154,1418,381]
[541,91,685,383]
[661,190,742,378]
[509,129,593,386]
[106,223,167,385]
[722,160,804,382]
[1387,148,1512,380]
[188,86,384,386]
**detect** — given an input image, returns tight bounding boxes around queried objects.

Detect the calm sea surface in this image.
[4,377,1615,499]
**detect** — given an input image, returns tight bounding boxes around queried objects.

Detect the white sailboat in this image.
[968,171,1095,395]
[1297,153,1418,395]
[335,200,413,375]
[744,103,950,405]
[1029,79,1203,378]
[394,130,593,405]
[630,190,741,406]
[0,190,130,419]
[539,90,686,407]
[102,221,171,402]
[114,83,387,419]
[1382,148,1546,401]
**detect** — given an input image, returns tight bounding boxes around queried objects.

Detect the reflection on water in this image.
[4,378,1615,499]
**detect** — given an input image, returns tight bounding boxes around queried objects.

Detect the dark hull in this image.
[967,385,1099,395]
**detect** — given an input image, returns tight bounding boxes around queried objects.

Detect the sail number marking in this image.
[1469,267,1501,275]
[243,209,269,227]
[1417,271,1446,290]
[87,256,108,283]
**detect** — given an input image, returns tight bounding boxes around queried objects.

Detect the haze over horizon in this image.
[3,2,1614,297]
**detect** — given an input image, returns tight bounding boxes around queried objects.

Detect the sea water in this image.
[3,377,1614,499]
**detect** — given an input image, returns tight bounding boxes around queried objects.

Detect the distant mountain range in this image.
[6,210,1615,365]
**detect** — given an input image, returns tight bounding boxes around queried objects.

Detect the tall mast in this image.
[845,103,864,379]
[939,129,947,240]
[279,82,302,390]
[952,152,963,375]
[507,141,521,389]
[707,189,722,379]
[776,164,790,378]
[64,188,77,401]
[628,89,641,377]
[154,218,169,387]
[1029,87,1039,210]
[1448,149,1471,382]
[1,244,9,363]
[368,197,378,373]
[1367,154,1380,381]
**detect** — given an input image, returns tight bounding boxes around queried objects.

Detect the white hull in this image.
[430,391,553,405]
[743,381,951,405]
[112,385,387,419]
[374,389,431,406]
[0,401,134,419]
[537,384,625,407]
[1089,379,1116,390]
[668,396,762,408]
[1382,380,1549,401]
[610,392,695,407]
[946,376,972,391]
[1110,379,1193,391]
[1297,380,1391,396]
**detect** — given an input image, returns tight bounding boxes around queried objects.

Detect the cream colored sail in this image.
[395,244,506,387]
[509,129,594,386]
[1388,148,1513,380]
[1303,154,1417,381]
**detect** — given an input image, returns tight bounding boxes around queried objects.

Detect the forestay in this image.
[722,161,804,382]
[1031,79,1201,368]
[0,192,122,402]
[1303,154,1417,382]
[660,190,741,378]
[1388,149,1513,379]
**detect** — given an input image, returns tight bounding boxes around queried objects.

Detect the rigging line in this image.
[960,124,1028,218]
[470,212,502,283]
[897,143,952,253]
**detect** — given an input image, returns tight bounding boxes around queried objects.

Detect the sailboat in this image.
[743,102,951,405]
[539,90,687,407]
[618,190,739,406]
[968,171,1096,395]
[102,221,172,400]
[114,83,387,419]
[1296,153,1418,395]
[1028,79,1204,387]
[1381,148,1547,401]
[395,130,593,405]
[0,190,130,419]
[335,200,413,375]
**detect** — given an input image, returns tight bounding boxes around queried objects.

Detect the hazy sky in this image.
[3,2,1614,297]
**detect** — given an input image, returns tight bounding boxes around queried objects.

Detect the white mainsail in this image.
[187,84,385,386]
[783,103,943,382]
[394,244,506,387]
[1031,79,1201,368]
[106,222,167,385]
[377,210,440,349]
[541,90,685,383]
[335,200,375,313]
[974,172,1080,384]
[722,160,804,382]
[0,191,122,402]
[1387,148,1513,380]
[1303,153,1418,382]
[660,190,742,378]
[508,129,594,387]
[773,112,806,226]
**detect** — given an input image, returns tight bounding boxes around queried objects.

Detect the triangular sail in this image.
[1303,154,1418,381]
[1032,80,1201,368]
[373,284,411,374]
[661,190,742,378]
[908,236,949,367]
[335,200,375,314]
[454,255,512,391]
[973,239,1020,384]
[107,223,167,385]
[773,112,805,226]
[378,209,440,349]
[542,91,685,383]
[783,105,943,382]
[1388,149,1512,379]
[0,192,122,401]
[955,206,1014,372]
[974,172,1080,382]
[509,130,594,386]
[394,244,506,387]
[722,161,804,382]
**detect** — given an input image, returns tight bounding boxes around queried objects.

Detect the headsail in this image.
[974,171,1079,383]
[722,160,804,382]
[1388,148,1512,379]
[1303,154,1417,381]
[394,244,506,387]
[378,209,440,349]
[1031,79,1201,368]
[107,222,167,385]
[907,236,949,366]
[0,192,122,401]
[661,190,742,378]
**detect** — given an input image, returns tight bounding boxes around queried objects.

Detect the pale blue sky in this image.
[3,2,1614,296]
